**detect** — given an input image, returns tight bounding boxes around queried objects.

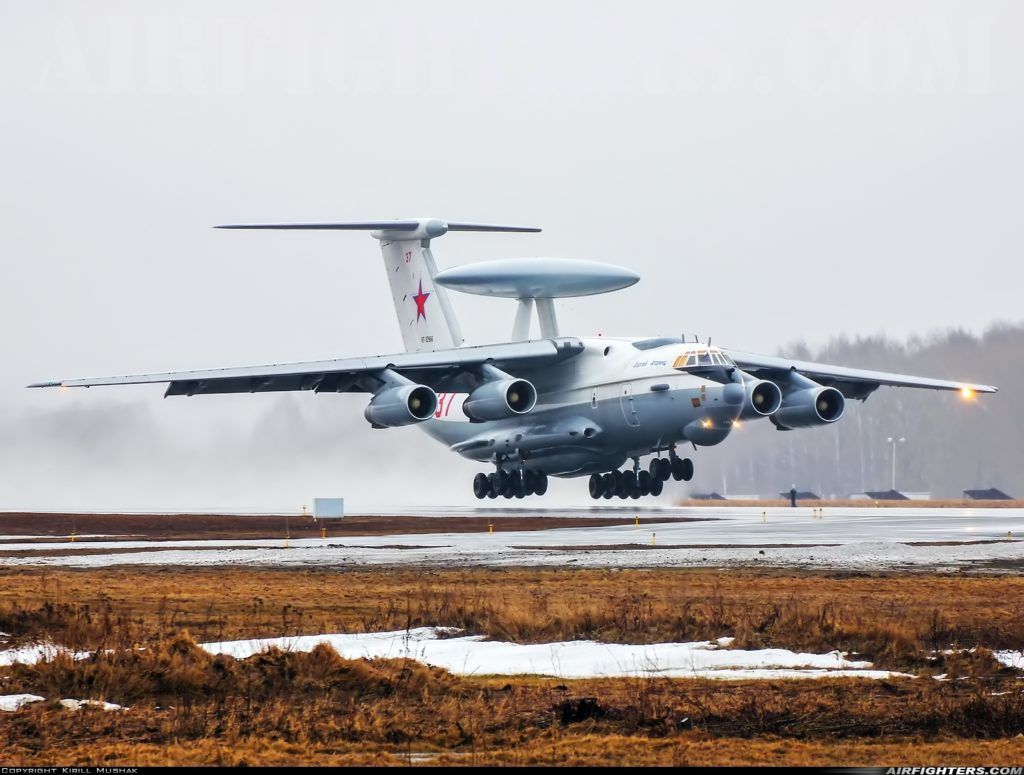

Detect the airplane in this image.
[30,218,998,500]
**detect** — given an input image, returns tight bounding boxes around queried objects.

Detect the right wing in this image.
[29,338,585,397]
[726,349,998,399]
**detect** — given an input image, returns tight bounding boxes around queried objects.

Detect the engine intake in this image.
[463,378,537,421]
[773,385,845,430]
[364,384,438,428]
[739,379,783,419]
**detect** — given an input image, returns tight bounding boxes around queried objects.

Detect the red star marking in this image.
[412,278,430,321]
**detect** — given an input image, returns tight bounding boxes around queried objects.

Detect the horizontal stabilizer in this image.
[215,219,540,234]
[216,221,421,231]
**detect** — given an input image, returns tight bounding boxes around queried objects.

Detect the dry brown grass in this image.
[2,567,1024,766]
[2,567,1023,672]
[5,734,1024,767]
[2,637,1024,766]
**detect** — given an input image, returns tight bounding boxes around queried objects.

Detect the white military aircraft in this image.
[31,218,997,500]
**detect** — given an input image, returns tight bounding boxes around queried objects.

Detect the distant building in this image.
[777,491,820,500]
[963,488,1014,500]
[689,492,727,501]
[864,490,909,501]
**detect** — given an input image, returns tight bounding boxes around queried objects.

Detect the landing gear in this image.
[474,468,548,499]
[587,450,695,499]
[589,458,671,500]
[670,457,694,482]
[649,457,672,482]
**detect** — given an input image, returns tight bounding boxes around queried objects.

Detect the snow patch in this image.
[994,651,1024,670]
[0,694,45,711]
[58,698,124,711]
[199,627,910,680]
[0,642,91,667]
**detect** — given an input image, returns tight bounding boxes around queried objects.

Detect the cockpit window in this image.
[698,352,713,366]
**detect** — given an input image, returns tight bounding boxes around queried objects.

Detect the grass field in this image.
[2,565,1023,766]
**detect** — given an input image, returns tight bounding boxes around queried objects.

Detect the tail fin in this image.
[216,218,540,353]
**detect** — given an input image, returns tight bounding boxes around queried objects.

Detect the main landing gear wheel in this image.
[649,458,670,481]
[533,471,548,496]
[638,470,652,496]
[477,469,548,498]
[590,466,669,499]
[671,457,694,482]
[602,473,615,499]
[473,472,489,499]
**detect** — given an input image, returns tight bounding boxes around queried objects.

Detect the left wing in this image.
[726,350,997,399]
[28,338,585,396]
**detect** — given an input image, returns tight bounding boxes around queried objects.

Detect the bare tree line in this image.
[693,322,1024,499]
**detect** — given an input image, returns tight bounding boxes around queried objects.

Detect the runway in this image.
[1,506,1022,572]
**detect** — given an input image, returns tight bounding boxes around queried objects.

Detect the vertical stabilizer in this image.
[378,235,462,352]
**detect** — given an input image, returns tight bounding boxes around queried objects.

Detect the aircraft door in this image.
[620,383,640,427]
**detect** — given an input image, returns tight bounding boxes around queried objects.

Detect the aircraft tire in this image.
[525,471,538,496]
[649,477,664,496]
[671,457,685,481]
[681,458,694,482]
[659,458,673,481]
[473,473,489,499]
[610,470,626,495]
[534,472,549,496]
[638,470,652,496]
[602,473,615,498]
[648,458,661,479]
[496,470,510,496]
[589,473,604,499]
[486,473,499,499]
[621,470,637,498]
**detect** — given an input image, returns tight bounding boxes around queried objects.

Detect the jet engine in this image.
[738,379,783,420]
[463,378,537,421]
[364,384,438,428]
[772,383,845,430]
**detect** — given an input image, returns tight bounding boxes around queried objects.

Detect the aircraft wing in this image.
[726,350,998,399]
[28,338,585,397]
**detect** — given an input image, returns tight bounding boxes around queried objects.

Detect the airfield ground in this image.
[1,510,1023,765]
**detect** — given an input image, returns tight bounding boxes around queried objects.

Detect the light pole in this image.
[886,437,906,491]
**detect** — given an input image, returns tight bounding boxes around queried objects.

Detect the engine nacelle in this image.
[772,385,845,430]
[739,379,783,420]
[463,378,537,421]
[364,385,438,428]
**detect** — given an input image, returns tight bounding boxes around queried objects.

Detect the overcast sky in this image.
[1,1,1020,510]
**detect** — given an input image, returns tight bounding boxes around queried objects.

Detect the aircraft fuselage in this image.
[421,337,740,477]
